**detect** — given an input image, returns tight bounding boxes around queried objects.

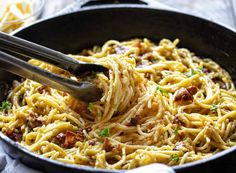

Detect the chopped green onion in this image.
[156,86,168,97]
[0,101,11,111]
[98,128,110,137]
[171,154,179,162]
[184,68,203,77]
[197,67,203,73]
[210,104,219,113]
[184,69,195,77]
[88,103,94,112]
[173,127,179,134]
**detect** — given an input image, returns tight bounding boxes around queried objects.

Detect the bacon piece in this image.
[5,128,22,142]
[74,102,89,115]
[186,86,198,95]
[56,130,85,148]
[104,138,113,152]
[174,86,198,102]
[63,131,77,148]
[175,88,192,101]
[88,140,96,146]
[26,112,42,129]
[144,73,151,79]
[127,115,141,126]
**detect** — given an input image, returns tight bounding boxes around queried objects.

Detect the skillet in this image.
[0,0,236,172]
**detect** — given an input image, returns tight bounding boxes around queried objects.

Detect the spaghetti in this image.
[1,38,236,169]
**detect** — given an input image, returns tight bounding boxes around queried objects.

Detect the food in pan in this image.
[0,0,33,33]
[0,38,236,169]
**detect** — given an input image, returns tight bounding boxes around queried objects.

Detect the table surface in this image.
[42,0,236,29]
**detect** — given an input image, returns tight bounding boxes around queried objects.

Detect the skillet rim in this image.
[0,4,235,172]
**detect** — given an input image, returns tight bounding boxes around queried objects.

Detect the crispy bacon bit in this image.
[56,130,85,148]
[64,131,77,148]
[174,86,198,102]
[74,102,89,115]
[5,128,22,142]
[26,112,42,129]
[179,132,186,139]
[146,53,154,61]
[186,86,198,95]
[175,88,192,101]
[144,73,151,79]
[88,140,96,146]
[127,115,141,126]
[104,138,113,152]
[37,86,47,94]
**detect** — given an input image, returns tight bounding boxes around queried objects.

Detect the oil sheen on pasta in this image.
[1,38,236,169]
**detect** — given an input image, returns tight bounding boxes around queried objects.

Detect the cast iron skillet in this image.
[0,0,236,173]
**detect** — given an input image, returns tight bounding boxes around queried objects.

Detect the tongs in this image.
[0,32,108,102]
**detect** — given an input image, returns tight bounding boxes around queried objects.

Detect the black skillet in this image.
[0,0,236,173]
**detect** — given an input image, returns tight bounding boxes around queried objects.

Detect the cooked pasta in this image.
[0,0,33,33]
[1,38,236,169]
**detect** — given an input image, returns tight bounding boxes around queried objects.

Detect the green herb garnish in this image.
[156,86,168,97]
[88,103,94,112]
[184,69,196,77]
[171,154,179,162]
[98,128,110,137]
[197,67,203,73]
[0,101,11,111]
[184,67,203,77]
[210,104,219,113]
[173,127,179,134]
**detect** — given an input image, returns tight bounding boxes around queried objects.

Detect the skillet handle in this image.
[124,163,175,173]
[58,0,173,16]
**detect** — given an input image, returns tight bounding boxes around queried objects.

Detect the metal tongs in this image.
[0,32,108,102]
